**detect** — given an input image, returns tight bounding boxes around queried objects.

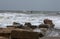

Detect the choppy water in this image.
[0,12,60,28]
[0,12,60,37]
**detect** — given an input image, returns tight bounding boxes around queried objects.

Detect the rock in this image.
[30,25,37,29]
[39,24,49,33]
[0,36,8,39]
[15,24,23,28]
[13,22,21,26]
[40,28,48,33]
[12,22,25,29]
[39,24,49,29]
[39,32,44,37]
[24,22,32,29]
[7,24,24,29]
[24,22,37,29]
[44,19,55,28]
[24,22,31,27]
[11,29,39,39]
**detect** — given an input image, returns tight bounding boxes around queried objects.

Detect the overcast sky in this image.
[0,0,60,11]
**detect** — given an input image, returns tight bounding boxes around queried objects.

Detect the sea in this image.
[0,10,60,37]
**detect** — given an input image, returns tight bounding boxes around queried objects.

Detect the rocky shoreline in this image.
[0,19,59,39]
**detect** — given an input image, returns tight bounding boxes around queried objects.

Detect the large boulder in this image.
[43,19,55,28]
[11,29,39,39]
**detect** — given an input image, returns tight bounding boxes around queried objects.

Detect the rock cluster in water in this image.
[6,19,55,37]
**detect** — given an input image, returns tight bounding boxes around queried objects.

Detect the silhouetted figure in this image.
[31,11,32,13]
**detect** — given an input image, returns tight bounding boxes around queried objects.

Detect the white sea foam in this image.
[47,31,60,37]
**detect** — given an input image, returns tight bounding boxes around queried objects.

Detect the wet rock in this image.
[24,22,37,29]
[39,24,49,33]
[7,22,24,29]
[13,22,20,26]
[15,24,23,28]
[12,22,25,29]
[7,25,24,29]
[24,22,31,27]
[30,25,37,29]
[44,19,55,28]
[24,22,32,29]
[7,26,16,28]
[39,24,49,29]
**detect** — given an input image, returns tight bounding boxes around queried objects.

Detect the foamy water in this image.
[0,12,60,29]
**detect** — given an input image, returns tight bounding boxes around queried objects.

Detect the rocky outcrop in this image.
[43,19,55,28]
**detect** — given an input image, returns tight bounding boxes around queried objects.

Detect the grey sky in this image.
[0,0,60,11]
